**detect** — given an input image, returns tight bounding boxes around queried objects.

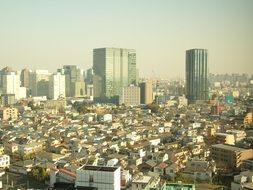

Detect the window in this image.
[89,175,94,182]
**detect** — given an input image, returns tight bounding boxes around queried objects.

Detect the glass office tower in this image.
[93,48,137,99]
[186,49,209,103]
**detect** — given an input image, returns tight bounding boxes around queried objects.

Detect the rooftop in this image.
[212,144,246,152]
[81,165,119,172]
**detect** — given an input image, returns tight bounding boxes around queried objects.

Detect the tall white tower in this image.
[2,72,21,99]
[49,72,65,100]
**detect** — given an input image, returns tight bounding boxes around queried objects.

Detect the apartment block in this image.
[0,107,18,120]
[211,144,253,170]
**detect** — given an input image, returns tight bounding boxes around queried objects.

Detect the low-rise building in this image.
[160,182,195,190]
[0,107,18,120]
[0,155,10,168]
[231,170,253,190]
[131,174,159,190]
[75,165,121,190]
[215,133,235,145]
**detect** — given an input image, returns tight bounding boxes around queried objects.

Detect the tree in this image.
[73,101,91,114]
[28,101,35,110]
[147,103,159,113]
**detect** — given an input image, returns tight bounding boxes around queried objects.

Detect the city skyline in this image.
[0,0,253,78]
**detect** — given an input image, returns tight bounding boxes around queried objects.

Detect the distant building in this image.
[0,94,16,106]
[131,174,159,190]
[62,65,85,97]
[186,49,209,103]
[0,107,18,120]
[211,144,253,170]
[140,81,153,104]
[0,155,10,169]
[49,72,65,100]
[0,66,15,88]
[85,68,93,84]
[86,84,93,99]
[120,85,140,106]
[93,48,137,100]
[2,72,22,99]
[160,182,195,190]
[30,70,51,97]
[215,133,235,145]
[85,68,94,99]
[20,69,31,96]
[20,69,31,88]
[75,165,121,190]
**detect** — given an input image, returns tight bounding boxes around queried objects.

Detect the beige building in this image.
[215,133,235,145]
[244,112,253,126]
[120,85,140,106]
[0,107,18,120]
[140,81,153,104]
[211,144,253,170]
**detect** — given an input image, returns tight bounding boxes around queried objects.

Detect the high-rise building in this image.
[140,81,153,104]
[49,72,65,100]
[20,68,31,97]
[20,69,31,88]
[0,67,14,88]
[62,65,85,97]
[186,49,209,103]
[120,85,140,106]
[30,70,51,97]
[93,48,137,100]
[2,72,21,100]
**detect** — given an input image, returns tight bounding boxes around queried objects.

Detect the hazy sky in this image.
[0,0,252,78]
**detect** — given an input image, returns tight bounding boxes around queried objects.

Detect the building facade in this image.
[2,72,21,100]
[93,48,137,100]
[0,107,18,120]
[0,154,10,169]
[30,70,51,97]
[20,69,31,88]
[49,72,65,100]
[211,144,253,170]
[186,49,209,103]
[120,85,140,106]
[75,165,121,190]
[62,65,85,97]
[0,94,16,106]
[140,81,153,104]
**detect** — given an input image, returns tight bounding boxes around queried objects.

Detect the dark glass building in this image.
[186,49,209,103]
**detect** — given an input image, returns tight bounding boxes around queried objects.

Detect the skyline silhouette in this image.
[0,0,252,78]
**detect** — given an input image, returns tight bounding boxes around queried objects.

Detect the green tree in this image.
[28,101,35,110]
[147,103,159,113]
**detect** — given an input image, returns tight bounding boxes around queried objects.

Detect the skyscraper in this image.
[62,65,85,97]
[20,69,31,88]
[2,72,20,98]
[49,72,65,100]
[93,48,137,100]
[29,70,51,97]
[186,49,209,103]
